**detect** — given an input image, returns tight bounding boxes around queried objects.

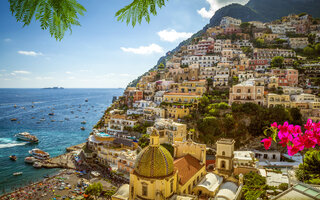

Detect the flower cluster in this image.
[261,119,320,156]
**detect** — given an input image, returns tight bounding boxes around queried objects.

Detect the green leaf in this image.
[115,0,168,27]
[8,0,86,41]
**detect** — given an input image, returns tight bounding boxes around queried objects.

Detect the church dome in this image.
[134,145,174,178]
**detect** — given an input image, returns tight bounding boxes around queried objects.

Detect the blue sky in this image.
[0,0,248,88]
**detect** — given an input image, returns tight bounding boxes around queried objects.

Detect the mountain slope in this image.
[127,0,320,87]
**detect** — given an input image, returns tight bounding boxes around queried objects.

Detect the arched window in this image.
[142,183,148,196]
[221,160,226,169]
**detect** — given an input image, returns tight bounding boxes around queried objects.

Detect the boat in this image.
[51,120,55,122]
[11,118,17,121]
[85,99,88,102]
[80,127,85,130]
[29,149,50,160]
[13,172,23,176]
[33,162,42,168]
[48,113,54,116]
[15,132,39,143]
[65,118,70,121]
[9,155,17,161]
[24,157,37,164]
[14,104,17,108]
[81,121,86,124]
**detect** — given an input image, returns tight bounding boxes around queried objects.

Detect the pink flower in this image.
[293,125,302,137]
[304,119,314,131]
[261,137,272,150]
[287,145,300,156]
[271,122,278,128]
[278,131,293,147]
[291,137,304,151]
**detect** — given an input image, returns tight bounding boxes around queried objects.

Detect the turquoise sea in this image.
[0,88,123,194]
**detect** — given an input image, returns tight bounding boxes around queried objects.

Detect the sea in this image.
[0,88,124,195]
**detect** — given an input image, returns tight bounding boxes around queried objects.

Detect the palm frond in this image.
[115,0,168,27]
[9,0,86,41]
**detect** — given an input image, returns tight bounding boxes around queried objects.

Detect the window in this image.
[222,151,225,156]
[142,183,148,196]
[221,160,226,169]
[272,154,276,159]
[264,154,268,159]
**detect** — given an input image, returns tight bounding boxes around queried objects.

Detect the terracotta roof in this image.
[174,154,204,186]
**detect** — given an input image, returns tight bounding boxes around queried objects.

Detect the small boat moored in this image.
[80,127,85,130]
[29,149,50,160]
[9,155,17,161]
[11,118,17,121]
[13,172,23,176]
[24,157,37,164]
[81,121,86,124]
[33,162,42,168]
[48,113,54,116]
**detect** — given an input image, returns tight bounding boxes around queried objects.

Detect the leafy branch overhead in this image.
[115,0,168,27]
[8,0,86,41]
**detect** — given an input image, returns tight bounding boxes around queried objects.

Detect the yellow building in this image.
[268,76,279,89]
[128,131,179,200]
[267,93,291,108]
[166,105,191,121]
[147,118,188,144]
[163,93,201,104]
[178,80,207,95]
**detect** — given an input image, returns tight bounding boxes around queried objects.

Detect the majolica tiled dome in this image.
[134,145,174,178]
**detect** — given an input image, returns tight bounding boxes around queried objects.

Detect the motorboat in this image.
[29,149,50,160]
[81,121,86,124]
[11,118,17,121]
[24,157,37,164]
[15,132,39,143]
[48,113,54,116]
[85,99,88,102]
[80,127,85,130]
[9,155,17,161]
[14,104,17,108]
[13,172,23,176]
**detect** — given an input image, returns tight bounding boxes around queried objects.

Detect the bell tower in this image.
[215,138,235,176]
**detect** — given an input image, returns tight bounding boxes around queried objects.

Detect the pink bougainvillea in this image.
[261,119,320,156]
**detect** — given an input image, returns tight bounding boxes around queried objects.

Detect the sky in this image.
[0,0,248,88]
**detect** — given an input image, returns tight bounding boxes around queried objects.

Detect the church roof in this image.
[134,145,174,178]
[174,154,204,185]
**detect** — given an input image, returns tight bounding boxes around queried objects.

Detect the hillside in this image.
[127,0,320,87]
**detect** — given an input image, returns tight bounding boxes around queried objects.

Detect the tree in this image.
[315,43,320,54]
[271,56,284,68]
[85,182,103,200]
[242,172,268,200]
[206,78,213,93]
[138,134,150,148]
[296,150,320,182]
[303,46,315,57]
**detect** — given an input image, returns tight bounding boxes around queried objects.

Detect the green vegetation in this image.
[133,121,154,134]
[296,150,320,184]
[271,56,284,68]
[138,134,150,148]
[242,172,268,200]
[85,182,103,200]
[9,0,86,41]
[190,96,303,146]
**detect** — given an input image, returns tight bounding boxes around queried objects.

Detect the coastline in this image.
[0,143,86,198]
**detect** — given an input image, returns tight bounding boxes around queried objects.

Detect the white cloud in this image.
[157,29,193,42]
[68,76,75,80]
[121,44,164,55]
[18,50,43,56]
[65,71,72,74]
[4,38,12,42]
[197,0,218,19]
[11,70,31,76]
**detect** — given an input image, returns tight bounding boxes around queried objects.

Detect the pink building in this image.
[271,69,298,87]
